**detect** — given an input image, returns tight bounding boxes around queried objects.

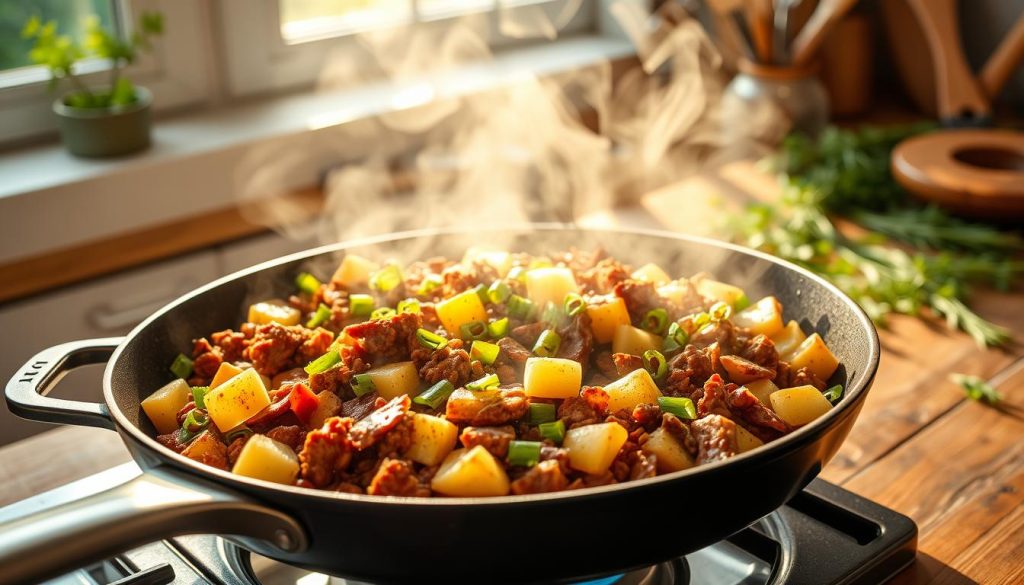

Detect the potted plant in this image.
[22,12,163,157]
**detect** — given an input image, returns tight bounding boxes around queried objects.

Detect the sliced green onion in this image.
[564,293,585,317]
[507,440,542,467]
[224,425,253,443]
[692,312,711,329]
[466,373,500,391]
[488,317,510,339]
[191,386,210,410]
[295,272,321,295]
[413,380,455,410]
[734,293,751,311]
[470,340,501,365]
[643,308,669,335]
[658,396,696,420]
[541,302,564,327]
[460,320,488,340]
[306,303,332,328]
[473,283,490,305]
[538,419,565,445]
[371,307,396,320]
[179,409,210,443]
[397,298,421,314]
[529,258,553,270]
[710,301,732,321]
[370,264,403,293]
[643,349,668,382]
[305,350,341,375]
[662,322,691,353]
[349,294,374,317]
[170,354,193,380]
[823,385,844,403]
[507,266,528,283]
[528,402,557,424]
[350,373,376,397]
[532,329,561,357]
[507,295,535,320]
[488,280,511,304]
[416,328,448,350]
[417,274,442,296]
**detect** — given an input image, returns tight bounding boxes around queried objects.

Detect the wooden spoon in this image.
[791,0,860,67]
[980,12,1024,100]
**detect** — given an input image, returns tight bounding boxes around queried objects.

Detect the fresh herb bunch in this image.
[22,11,163,109]
[728,125,1023,348]
[950,374,1002,405]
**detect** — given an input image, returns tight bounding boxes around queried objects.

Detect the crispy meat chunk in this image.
[661,413,698,457]
[497,337,532,364]
[576,257,630,295]
[593,351,618,379]
[510,459,569,494]
[210,329,252,363]
[308,345,370,396]
[726,386,791,441]
[413,339,479,388]
[460,425,516,459]
[613,280,663,324]
[697,374,733,419]
[689,321,737,354]
[299,417,354,488]
[245,323,333,377]
[775,361,828,391]
[344,312,422,365]
[510,322,546,348]
[349,395,412,450]
[692,414,739,464]
[740,334,779,374]
[719,354,775,384]
[556,313,594,373]
[612,353,643,376]
[631,403,662,429]
[664,343,719,397]
[265,425,306,452]
[340,391,381,421]
[367,458,431,497]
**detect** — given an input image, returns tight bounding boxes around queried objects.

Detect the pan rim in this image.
[104,224,879,506]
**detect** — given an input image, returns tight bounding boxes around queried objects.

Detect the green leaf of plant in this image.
[950,374,1002,406]
[109,78,136,106]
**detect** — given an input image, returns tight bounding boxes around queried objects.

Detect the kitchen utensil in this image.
[791,0,860,67]
[1,226,881,585]
[820,11,873,116]
[745,0,775,63]
[980,12,1024,100]
[722,59,830,142]
[707,0,757,59]
[773,0,803,63]
[892,129,1024,220]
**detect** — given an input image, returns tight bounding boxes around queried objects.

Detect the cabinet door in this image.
[0,251,220,446]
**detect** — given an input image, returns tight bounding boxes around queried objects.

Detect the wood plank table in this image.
[2,174,1022,583]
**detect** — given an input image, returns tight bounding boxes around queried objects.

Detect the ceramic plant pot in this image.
[53,86,152,157]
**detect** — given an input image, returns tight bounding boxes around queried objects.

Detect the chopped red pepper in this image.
[288,382,319,424]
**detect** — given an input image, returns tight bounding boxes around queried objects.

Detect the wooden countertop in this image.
[2,172,1023,583]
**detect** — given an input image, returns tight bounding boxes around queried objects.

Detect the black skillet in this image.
[2,226,879,584]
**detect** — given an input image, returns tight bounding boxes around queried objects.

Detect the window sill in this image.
[0,35,633,265]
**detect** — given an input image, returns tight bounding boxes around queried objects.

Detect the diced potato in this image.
[771,320,807,359]
[658,280,701,309]
[603,368,662,413]
[308,391,342,430]
[564,422,629,475]
[463,247,512,277]
[231,434,300,485]
[364,361,421,400]
[405,413,459,466]
[586,297,631,344]
[431,446,510,497]
[523,357,582,399]
[247,300,301,326]
[612,324,663,357]
[142,379,192,434]
[210,362,244,389]
[696,279,747,306]
[525,267,578,309]
[788,333,839,381]
[436,289,488,338]
[332,254,379,287]
[743,379,779,409]
[445,389,508,424]
[735,425,764,453]
[631,263,671,285]
[770,385,833,426]
[181,430,226,464]
[204,368,272,432]
[641,427,693,473]
[731,296,784,337]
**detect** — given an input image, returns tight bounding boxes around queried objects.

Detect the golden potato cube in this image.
[141,379,192,434]
[641,427,693,473]
[564,422,629,475]
[771,320,807,360]
[247,300,301,326]
[586,297,631,344]
[307,391,342,430]
[332,254,379,287]
[696,279,747,306]
[204,368,271,432]
[631,263,671,285]
[405,413,459,466]
[525,267,578,310]
[612,324,663,357]
[743,379,779,409]
[210,362,244,389]
[181,430,227,466]
[431,446,510,497]
[231,434,300,485]
[770,385,833,426]
[462,247,512,277]
[523,357,583,399]
[365,361,421,399]
[788,333,839,381]
[731,296,784,337]
[603,368,662,413]
[435,289,489,338]
[735,425,764,453]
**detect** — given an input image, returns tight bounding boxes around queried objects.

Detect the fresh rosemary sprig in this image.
[950,373,1002,405]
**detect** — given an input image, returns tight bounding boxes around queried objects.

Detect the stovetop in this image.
[2,463,916,585]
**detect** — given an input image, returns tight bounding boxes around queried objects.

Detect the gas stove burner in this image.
[9,466,915,585]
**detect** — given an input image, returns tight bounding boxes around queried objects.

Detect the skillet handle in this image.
[0,466,308,585]
[5,337,123,430]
